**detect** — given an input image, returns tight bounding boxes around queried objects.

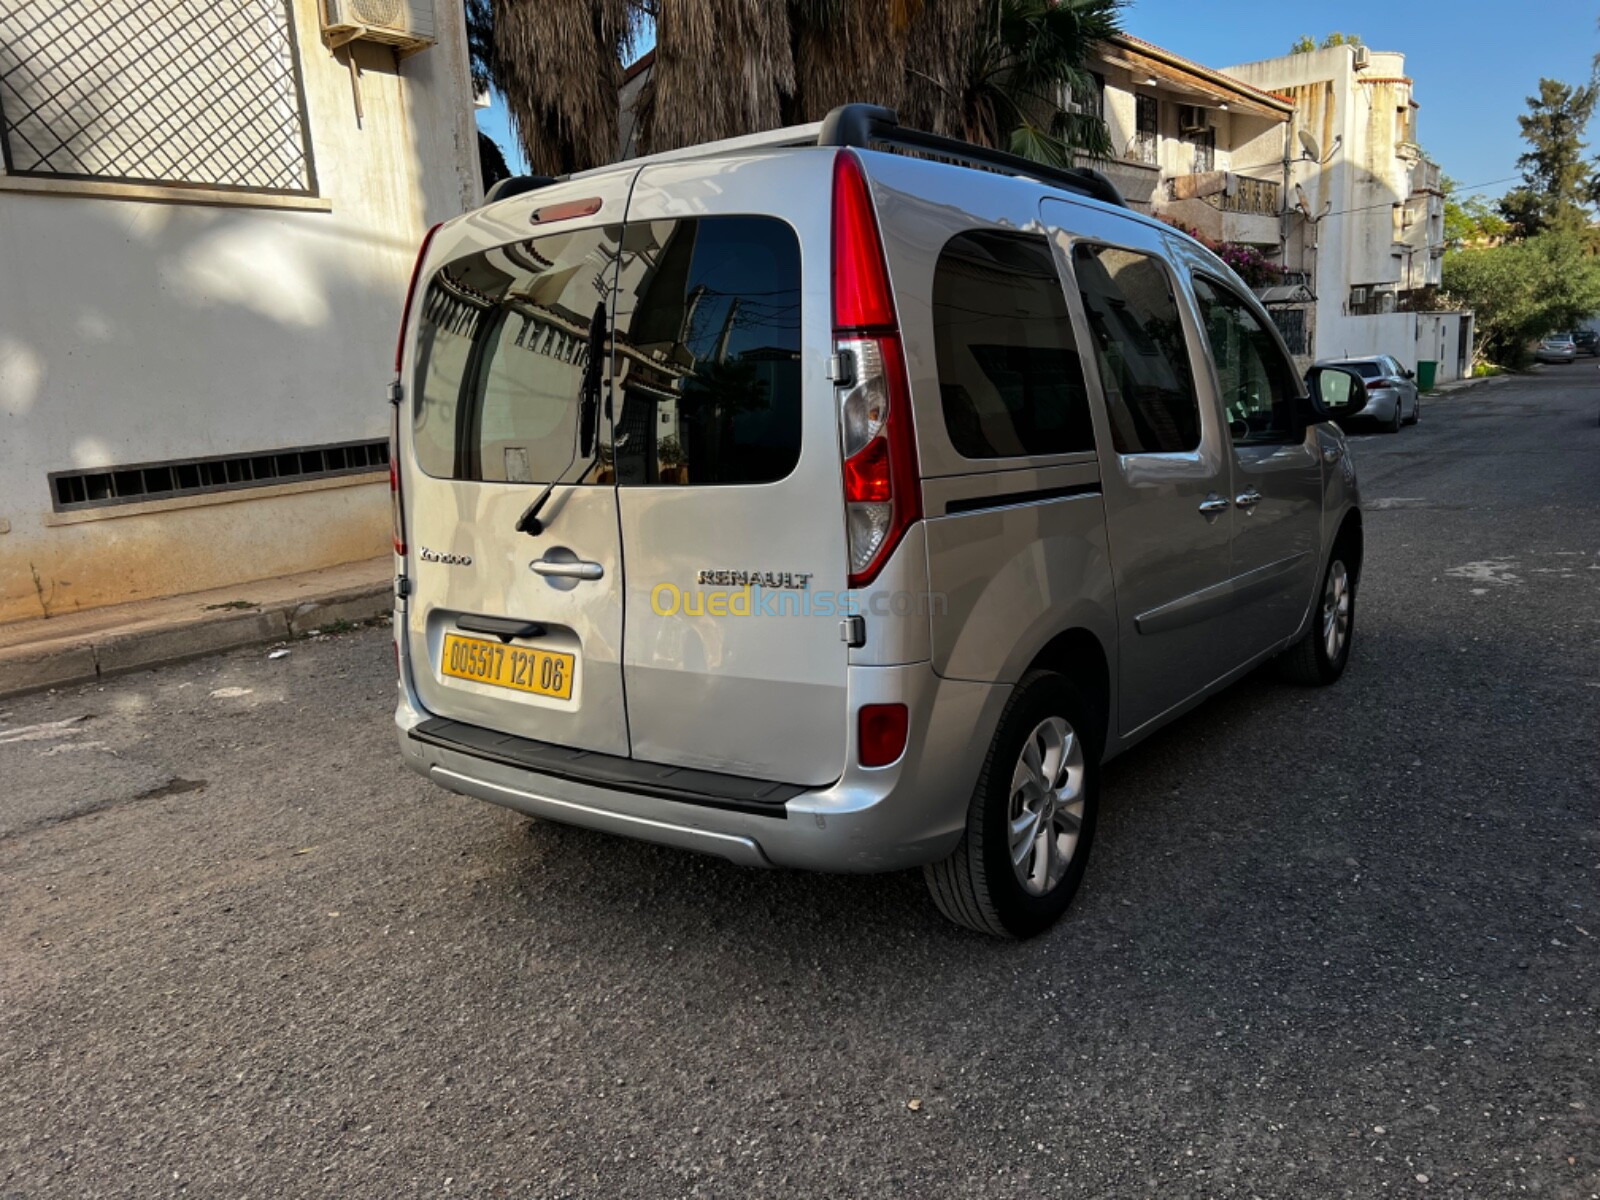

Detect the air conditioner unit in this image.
[1178,105,1209,134]
[1349,286,1369,307]
[321,0,436,54]
[1352,45,1372,70]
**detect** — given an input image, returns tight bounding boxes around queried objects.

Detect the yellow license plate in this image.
[440,633,575,700]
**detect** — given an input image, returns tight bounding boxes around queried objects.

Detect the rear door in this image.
[1042,201,1239,736]
[402,175,635,755]
[612,155,849,786]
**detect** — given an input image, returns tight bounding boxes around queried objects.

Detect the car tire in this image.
[1404,396,1420,425]
[1384,400,1403,433]
[924,670,1102,939]
[1277,549,1356,686]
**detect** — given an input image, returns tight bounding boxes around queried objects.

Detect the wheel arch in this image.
[1024,627,1112,759]
[1332,507,1364,586]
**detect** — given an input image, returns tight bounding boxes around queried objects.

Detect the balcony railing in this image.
[1204,176,1281,217]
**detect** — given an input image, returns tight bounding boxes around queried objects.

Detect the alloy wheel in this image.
[1007,717,1087,897]
[1322,560,1351,663]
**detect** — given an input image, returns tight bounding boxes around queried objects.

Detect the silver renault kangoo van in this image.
[391,106,1369,937]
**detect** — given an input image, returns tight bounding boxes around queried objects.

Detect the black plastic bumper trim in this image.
[409,718,801,818]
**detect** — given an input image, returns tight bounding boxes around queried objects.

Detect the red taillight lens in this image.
[858,703,909,768]
[389,404,405,556]
[832,151,896,332]
[395,221,442,374]
[843,437,891,503]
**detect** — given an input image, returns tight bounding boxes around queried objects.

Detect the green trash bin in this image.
[1416,360,1438,392]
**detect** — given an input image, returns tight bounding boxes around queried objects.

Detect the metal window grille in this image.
[0,0,317,195]
[1269,307,1308,357]
[49,440,388,512]
[1133,94,1158,166]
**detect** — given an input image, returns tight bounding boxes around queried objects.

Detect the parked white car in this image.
[1536,336,1578,365]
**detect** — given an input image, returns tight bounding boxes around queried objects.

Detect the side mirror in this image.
[1302,365,1368,422]
[1403,367,1416,380]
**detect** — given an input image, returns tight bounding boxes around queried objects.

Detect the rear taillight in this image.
[389,402,405,556]
[832,151,920,588]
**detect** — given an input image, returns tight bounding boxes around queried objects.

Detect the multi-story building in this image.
[0,0,479,624]
[1226,43,1470,379]
[1080,34,1312,359]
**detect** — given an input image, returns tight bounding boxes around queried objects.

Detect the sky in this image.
[476,1,1600,201]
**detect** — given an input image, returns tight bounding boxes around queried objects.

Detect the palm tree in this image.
[905,0,1122,165]
[471,0,1121,171]
[478,0,642,176]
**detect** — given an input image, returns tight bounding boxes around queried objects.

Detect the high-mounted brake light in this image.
[531,197,603,225]
[832,151,920,589]
[394,221,442,374]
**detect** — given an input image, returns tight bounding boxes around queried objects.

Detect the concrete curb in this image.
[0,581,391,701]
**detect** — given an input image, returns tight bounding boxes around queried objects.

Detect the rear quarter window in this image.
[931,230,1096,460]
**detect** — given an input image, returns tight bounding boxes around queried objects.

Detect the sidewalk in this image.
[1430,374,1499,395]
[0,557,391,699]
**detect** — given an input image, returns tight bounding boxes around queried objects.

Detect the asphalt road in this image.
[2,372,1598,1199]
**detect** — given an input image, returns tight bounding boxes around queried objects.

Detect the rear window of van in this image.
[411,217,802,487]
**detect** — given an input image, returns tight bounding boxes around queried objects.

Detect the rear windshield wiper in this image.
[516,301,607,536]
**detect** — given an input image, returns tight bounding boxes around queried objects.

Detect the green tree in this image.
[1443,233,1600,365]
[1441,174,1509,246]
[1498,77,1598,238]
[1292,32,1362,53]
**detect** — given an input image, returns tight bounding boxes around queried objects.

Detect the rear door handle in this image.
[1234,489,1262,510]
[531,557,604,581]
[1198,495,1231,515]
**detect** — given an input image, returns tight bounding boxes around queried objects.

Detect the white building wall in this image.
[0,0,479,623]
[1226,45,1453,367]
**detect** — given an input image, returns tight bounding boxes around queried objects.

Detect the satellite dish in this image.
[1298,129,1321,161]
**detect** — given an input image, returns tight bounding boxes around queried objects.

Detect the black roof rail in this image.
[484,174,558,203]
[816,103,1126,209]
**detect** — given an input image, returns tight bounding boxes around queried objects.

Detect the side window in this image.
[612,216,802,486]
[1071,244,1201,454]
[932,231,1096,459]
[1191,275,1301,445]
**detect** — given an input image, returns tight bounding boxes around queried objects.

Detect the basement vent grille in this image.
[49,440,389,513]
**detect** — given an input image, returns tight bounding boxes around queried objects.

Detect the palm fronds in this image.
[480,0,1119,172]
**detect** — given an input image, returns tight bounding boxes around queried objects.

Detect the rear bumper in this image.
[1349,390,1400,422]
[394,617,1009,873]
